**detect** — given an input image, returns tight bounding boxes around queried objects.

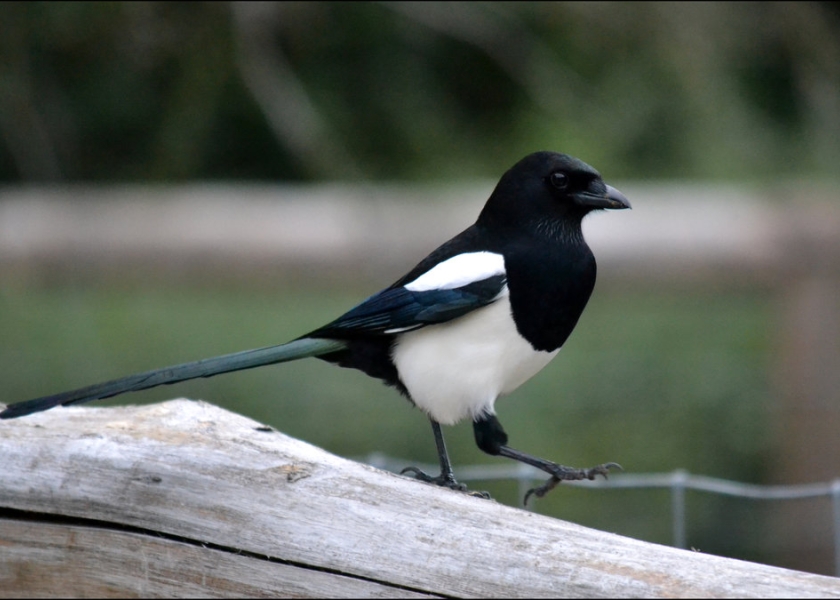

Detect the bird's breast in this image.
[391,290,558,426]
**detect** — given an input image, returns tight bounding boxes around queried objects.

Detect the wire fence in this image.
[360,453,840,577]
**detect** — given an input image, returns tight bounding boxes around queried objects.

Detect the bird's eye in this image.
[549,171,569,190]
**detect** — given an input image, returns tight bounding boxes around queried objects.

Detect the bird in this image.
[1,151,630,502]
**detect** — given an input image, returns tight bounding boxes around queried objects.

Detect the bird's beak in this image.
[574,184,632,210]
[603,185,631,209]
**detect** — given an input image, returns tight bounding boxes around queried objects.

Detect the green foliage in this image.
[1,2,838,182]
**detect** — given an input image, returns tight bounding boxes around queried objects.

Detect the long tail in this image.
[0,337,347,419]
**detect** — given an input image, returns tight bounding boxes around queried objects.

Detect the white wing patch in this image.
[404,251,506,292]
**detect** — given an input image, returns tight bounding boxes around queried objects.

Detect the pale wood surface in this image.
[0,518,435,599]
[1,399,839,598]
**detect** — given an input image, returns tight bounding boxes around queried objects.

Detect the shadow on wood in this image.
[1,399,838,598]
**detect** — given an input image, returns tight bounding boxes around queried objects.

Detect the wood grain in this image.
[1,399,839,598]
[0,518,436,598]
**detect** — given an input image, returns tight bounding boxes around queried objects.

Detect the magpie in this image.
[1,151,630,502]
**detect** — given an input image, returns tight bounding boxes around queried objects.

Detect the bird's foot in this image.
[400,465,466,491]
[400,466,492,499]
[524,461,622,505]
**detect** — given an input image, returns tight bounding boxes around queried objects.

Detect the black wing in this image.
[309,274,507,338]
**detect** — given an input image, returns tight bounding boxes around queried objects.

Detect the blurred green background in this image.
[2,1,839,182]
[1,1,839,577]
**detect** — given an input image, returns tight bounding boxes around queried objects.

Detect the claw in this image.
[524,477,559,506]
[586,462,623,479]
[400,465,492,499]
[468,490,493,500]
[523,462,622,506]
[400,466,467,491]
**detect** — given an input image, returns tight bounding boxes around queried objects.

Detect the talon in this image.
[400,465,492,498]
[399,466,428,479]
[468,490,493,500]
[400,465,467,491]
[524,476,560,506]
[523,461,623,505]
[585,462,623,480]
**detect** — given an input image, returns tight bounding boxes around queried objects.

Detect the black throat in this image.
[499,218,597,352]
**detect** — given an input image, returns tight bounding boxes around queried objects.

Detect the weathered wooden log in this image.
[1,399,838,598]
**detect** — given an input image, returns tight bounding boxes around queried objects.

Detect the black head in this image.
[477,151,630,238]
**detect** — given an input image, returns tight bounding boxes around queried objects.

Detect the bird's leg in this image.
[401,419,467,491]
[473,414,620,505]
[497,446,621,505]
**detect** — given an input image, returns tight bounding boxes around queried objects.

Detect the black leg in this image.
[430,419,459,486]
[400,418,466,491]
[473,414,621,504]
[498,445,621,505]
[401,419,492,499]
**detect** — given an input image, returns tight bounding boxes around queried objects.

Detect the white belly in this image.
[391,294,559,425]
